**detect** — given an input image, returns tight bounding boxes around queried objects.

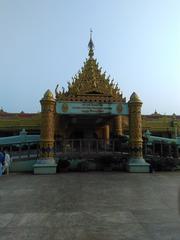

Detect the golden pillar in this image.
[103,124,110,144]
[114,116,122,136]
[40,89,55,159]
[34,89,57,174]
[128,92,149,172]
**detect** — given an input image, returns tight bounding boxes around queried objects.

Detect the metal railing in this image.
[55,138,128,154]
[0,138,129,161]
[0,143,40,162]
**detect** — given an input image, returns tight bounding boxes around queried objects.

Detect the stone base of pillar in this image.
[127,157,150,173]
[33,158,57,174]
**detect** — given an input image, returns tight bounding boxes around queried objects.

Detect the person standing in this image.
[0,151,5,176]
[3,150,11,175]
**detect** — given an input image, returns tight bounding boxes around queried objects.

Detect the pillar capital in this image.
[40,90,55,115]
[129,92,142,104]
[42,89,55,101]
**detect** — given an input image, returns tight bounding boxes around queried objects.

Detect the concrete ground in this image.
[0,172,180,240]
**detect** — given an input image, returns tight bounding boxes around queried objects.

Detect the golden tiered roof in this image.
[56,33,125,103]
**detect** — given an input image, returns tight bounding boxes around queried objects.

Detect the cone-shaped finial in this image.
[88,29,94,58]
[129,92,142,103]
[43,89,54,100]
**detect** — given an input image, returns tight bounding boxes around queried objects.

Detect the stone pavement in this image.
[0,172,180,240]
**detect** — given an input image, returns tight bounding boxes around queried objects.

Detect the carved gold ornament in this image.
[56,35,125,104]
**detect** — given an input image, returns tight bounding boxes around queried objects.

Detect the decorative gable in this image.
[56,34,125,103]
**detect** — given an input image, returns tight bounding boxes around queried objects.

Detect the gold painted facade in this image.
[1,113,179,139]
[53,34,126,142]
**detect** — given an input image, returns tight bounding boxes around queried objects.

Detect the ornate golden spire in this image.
[56,33,125,103]
[88,29,94,58]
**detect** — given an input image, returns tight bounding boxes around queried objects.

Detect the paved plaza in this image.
[0,172,180,240]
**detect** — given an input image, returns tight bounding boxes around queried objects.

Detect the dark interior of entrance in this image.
[55,114,129,172]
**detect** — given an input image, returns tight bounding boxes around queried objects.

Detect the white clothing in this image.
[3,153,11,174]
[4,153,11,167]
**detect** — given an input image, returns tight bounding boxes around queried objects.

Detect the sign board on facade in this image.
[56,101,128,115]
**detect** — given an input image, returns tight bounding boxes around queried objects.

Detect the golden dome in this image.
[129,92,142,103]
[43,89,54,100]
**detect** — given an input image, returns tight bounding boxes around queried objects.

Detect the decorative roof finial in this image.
[90,28,93,39]
[88,29,94,58]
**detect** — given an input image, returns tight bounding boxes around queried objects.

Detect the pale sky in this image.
[0,0,180,114]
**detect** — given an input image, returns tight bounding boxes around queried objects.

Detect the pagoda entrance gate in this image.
[54,102,129,156]
[33,34,149,174]
[34,94,149,174]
